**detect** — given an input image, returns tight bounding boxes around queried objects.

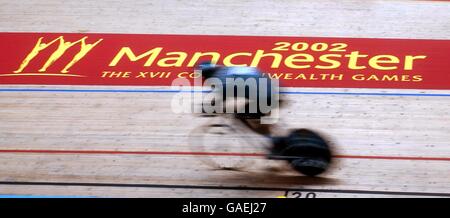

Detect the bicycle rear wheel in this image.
[283,129,332,176]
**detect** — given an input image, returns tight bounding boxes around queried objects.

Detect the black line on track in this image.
[0,181,449,197]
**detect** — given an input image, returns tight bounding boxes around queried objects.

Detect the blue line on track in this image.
[0,88,449,97]
[0,194,96,198]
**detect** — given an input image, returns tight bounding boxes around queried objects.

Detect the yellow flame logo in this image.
[1,36,103,77]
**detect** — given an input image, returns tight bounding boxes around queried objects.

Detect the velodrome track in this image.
[0,0,449,198]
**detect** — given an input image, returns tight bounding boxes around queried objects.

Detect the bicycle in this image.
[188,111,332,177]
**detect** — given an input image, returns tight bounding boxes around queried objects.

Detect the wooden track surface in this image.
[0,0,449,198]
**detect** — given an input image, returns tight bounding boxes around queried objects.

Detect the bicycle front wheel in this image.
[188,116,263,170]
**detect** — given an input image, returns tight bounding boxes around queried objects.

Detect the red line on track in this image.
[0,149,264,156]
[0,149,449,162]
[333,155,450,162]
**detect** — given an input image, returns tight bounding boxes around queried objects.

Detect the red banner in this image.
[0,32,449,89]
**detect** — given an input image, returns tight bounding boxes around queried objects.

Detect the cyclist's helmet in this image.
[197,61,218,79]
